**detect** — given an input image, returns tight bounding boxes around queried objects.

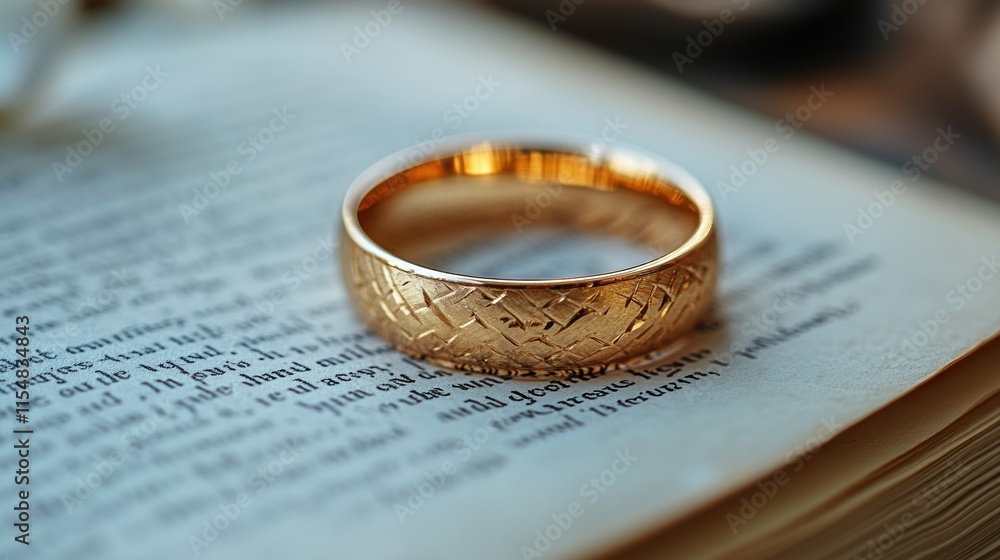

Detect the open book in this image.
[0,3,998,559]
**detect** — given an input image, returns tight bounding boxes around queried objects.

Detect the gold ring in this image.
[340,134,718,377]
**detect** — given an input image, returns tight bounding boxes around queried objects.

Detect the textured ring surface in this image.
[340,135,718,377]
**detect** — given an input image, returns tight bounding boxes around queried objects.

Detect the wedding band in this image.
[340,134,718,376]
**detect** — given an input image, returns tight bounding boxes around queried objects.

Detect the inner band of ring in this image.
[340,137,718,376]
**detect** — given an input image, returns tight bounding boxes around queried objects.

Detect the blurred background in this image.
[5,0,997,200]
[487,0,1000,202]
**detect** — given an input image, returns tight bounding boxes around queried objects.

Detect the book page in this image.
[611,337,1000,558]
[1,4,998,560]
